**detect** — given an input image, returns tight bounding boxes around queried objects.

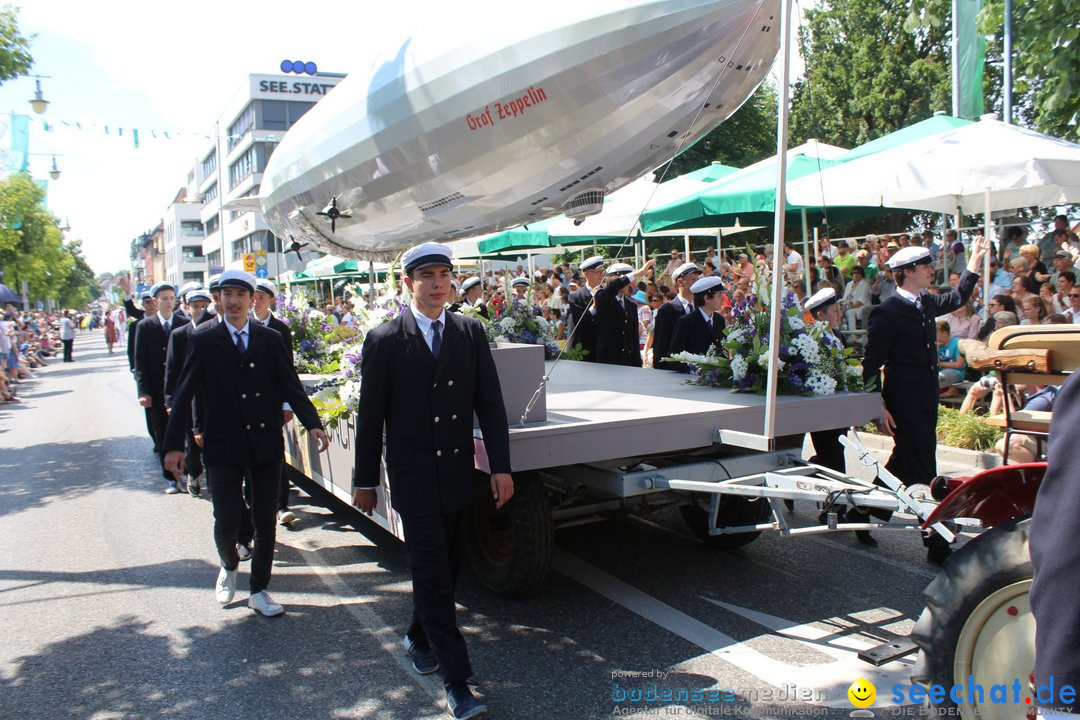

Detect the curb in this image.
[851,430,1002,472]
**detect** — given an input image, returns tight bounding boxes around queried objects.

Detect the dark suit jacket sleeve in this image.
[471,321,512,474]
[652,302,679,369]
[127,324,137,372]
[133,320,151,398]
[163,334,205,453]
[667,313,693,372]
[862,304,895,390]
[927,269,979,317]
[163,329,183,407]
[124,297,144,321]
[272,332,322,431]
[353,330,392,489]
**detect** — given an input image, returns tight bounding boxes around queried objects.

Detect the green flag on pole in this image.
[955,0,985,118]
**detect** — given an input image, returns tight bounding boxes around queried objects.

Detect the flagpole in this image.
[951,0,960,117]
[763,0,793,443]
[1003,0,1013,124]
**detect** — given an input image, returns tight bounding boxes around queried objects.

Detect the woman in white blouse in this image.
[842,265,872,331]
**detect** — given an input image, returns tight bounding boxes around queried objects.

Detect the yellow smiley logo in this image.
[848,679,876,708]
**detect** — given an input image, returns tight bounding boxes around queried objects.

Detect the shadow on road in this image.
[0,606,442,720]
[0,436,163,518]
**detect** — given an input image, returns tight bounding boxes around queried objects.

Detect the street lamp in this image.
[29,75,51,115]
[49,156,60,180]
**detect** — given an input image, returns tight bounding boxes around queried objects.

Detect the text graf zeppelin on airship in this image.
[260,0,781,260]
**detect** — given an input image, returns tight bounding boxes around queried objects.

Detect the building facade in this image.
[162,188,207,287]
[194,71,344,279]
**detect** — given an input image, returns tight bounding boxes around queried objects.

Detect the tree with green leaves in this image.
[790,0,954,150]
[56,240,99,307]
[977,0,1080,142]
[0,172,84,307]
[0,5,32,83]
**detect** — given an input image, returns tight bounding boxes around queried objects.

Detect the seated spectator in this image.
[946,302,981,339]
[1020,244,1050,284]
[1021,295,1051,325]
[1011,275,1037,306]
[936,321,966,393]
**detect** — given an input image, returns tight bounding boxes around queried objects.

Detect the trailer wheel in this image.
[465,471,553,598]
[679,494,771,550]
[910,518,1034,720]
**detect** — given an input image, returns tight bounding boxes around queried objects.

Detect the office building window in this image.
[206,250,222,271]
[182,271,204,284]
[204,215,219,236]
[260,100,315,131]
[230,145,257,189]
[203,182,218,204]
[228,103,256,150]
[202,150,217,178]
[181,221,204,237]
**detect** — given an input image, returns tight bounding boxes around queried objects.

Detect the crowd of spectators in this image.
[0,304,65,406]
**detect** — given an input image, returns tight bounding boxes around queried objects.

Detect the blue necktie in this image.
[235,330,246,353]
[162,320,170,335]
[431,320,442,359]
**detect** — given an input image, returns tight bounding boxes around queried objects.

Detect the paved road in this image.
[0,332,970,720]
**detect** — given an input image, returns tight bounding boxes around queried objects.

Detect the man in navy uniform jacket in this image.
[134,282,190,492]
[566,255,606,361]
[652,262,702,370]
[163,269,329,617]
[593,259,655,366]
[351,242,512,720]
[860,235,990,562]
[668,275,726,371]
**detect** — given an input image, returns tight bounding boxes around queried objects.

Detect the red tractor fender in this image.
[922,462,1047,530]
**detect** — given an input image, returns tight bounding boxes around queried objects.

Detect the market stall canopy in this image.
[639,141,857,232]
[293,255,392,280]
[468,163,757,256]
[787,115,1080,214]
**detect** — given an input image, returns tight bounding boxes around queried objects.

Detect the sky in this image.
[1,0,805,276]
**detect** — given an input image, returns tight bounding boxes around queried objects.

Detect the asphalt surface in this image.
[0,332,975,720]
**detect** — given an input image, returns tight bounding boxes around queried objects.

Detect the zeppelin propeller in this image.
[259,0,781,259]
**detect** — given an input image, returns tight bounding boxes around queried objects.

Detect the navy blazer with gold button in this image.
[162,319,322,466]
[862,269,979,412]
[353,307,511,517]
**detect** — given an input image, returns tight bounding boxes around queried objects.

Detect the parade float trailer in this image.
[284,345,949,598]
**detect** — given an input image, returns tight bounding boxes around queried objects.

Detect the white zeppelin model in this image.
[260,0,781,259]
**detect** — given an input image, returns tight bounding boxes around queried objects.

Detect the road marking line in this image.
[552,548,910,708]
[293,541,445,719]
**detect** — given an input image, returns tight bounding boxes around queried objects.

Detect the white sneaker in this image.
[215,567,237,604]
[236,543,252,561]
[248,591,284,617]
[164,481,180,494]
[278,509,297,525]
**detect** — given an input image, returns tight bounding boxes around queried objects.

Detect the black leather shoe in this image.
[404,635,439,675]
[926,535,953,565]
[854,530,878,546]
[445,682,487,719]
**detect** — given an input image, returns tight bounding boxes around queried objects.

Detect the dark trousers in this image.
[400,511,472,684]
[278,466,291,510]
[207,461,281,593]
[147,401,171,481]
[885,404,938,486]
[144,407,157,451]
[62,339,73,362]
[185,429,203,480]
[809,427,847,473]
[853,404,939,538]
